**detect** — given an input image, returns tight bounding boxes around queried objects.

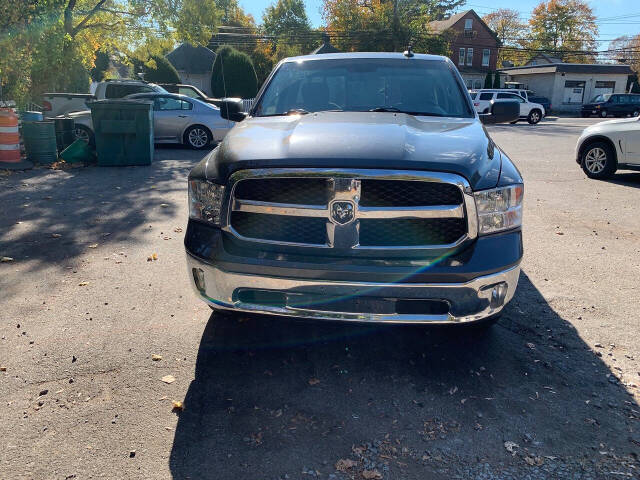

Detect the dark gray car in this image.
[185,52,521,328]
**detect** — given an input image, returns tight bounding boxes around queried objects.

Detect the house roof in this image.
[428,9,500,44]
[527,53,562,65]
[500,63,634,75]
[166,43,216,74]
[310,34,341,54]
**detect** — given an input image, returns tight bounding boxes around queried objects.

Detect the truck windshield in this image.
[254,58,473,118]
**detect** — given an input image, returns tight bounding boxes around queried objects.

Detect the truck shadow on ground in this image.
[0,151,207,299]
[169,272,639,479]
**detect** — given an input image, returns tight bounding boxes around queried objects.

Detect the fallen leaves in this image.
[147,253,158,262]
[171,400,183,411]
[362,470,382,479]
[152,354,162,361]
[335,459,358,472]
[504,441,519,456]
[308,377,320,386]
[1,257,14,262]
[173,227,183,233]
[524,455,544,466]
[88,244,98,249]
[0,366,6,372]
[78,282,89,286]
[161,375,176,384]
[51,233,62,238]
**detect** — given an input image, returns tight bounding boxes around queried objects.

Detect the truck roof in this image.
[281,52,450,63]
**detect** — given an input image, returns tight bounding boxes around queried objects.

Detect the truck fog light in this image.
[192,267,206,293]
[489,282,508,308]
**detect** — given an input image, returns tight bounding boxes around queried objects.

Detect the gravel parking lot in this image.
[1,117,639,479]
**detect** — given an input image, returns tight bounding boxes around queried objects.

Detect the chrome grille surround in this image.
[222,169,478,250]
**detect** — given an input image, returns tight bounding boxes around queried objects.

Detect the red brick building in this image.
[429,10,500,89]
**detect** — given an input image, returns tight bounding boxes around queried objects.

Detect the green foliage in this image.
[91,51,110,82]
[263,0,310,37]
[211,46,258,98]
[483,72,493,89]
[175,0,221,46]
[493,72,501,88]
[133,55,181,84]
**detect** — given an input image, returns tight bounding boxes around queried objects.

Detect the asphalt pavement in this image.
[1,118,639,479]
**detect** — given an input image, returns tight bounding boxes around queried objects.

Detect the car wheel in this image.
[600,110,608,118]
[184,125,211,150]
[74,125,94,146]
[581,142,616,179]
[527,109,541,124]
[633,110,639,117]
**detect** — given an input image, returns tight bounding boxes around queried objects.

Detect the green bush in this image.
[493,72,501,88]
[134,55,181,84]
[483,72,493,89]
[211,46,258,98]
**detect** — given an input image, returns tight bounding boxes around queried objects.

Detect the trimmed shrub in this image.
[211,46,258,98]
[483,72,493,89]
[134,55,181,84]
[493,72,501,88]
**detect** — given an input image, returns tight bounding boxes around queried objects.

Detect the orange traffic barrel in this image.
[0,109,21,163]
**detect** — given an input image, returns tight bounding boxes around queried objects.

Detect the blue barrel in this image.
[22,121,58,165]
[20,111,44,122]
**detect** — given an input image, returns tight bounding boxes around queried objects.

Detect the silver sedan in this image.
[68,93,234,149]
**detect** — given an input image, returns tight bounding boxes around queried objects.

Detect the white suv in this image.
[470,90,545,124]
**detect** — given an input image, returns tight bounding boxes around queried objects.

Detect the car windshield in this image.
[253,58,473,118]
[590,94,609,103]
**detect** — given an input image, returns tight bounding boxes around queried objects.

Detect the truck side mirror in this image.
[220,98,247,122]
[479,100,520,125]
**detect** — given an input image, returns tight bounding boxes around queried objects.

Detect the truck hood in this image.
[583,116,640,134]
[207,112,501,190]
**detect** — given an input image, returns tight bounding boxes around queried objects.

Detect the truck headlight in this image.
[188,179,225,225]
[474,184,523,235]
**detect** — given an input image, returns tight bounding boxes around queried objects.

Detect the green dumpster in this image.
[88,99,153,166]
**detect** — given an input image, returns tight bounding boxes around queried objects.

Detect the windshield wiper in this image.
[257,108,310,117]
[368,107,445,117]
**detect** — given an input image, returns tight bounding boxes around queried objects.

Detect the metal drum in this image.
[22,121,58,165]
[19,111,44,122]
[54,117,76,151]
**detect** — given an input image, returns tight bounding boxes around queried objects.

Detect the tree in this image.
[483,9,528,66]
[263,0,310,36]
[493,72,501,88]
[134,55,181,83]
[528,0,598,63]
[321,0,456,54]
[211,46,258,98]
[251,44,275,87]
[91,51,110,82]
[484,72,493,88]
[608,35,640,74]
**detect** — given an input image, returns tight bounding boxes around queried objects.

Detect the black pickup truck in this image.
[185,52,522,328]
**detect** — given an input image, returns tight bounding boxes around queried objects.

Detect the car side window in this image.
[497,93,524,103]
[154,97,192,111]
[618,96,629,104]
[609,95,618,104]
[479,92,493,100]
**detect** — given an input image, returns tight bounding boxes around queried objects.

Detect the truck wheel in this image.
[527,109,541,124]
[600,110,608,118]
[633,110,639,117]
[581,142,616,179]
[184,125,212,150]
[74,125,94,146]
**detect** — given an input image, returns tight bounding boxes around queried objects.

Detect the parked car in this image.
[471,89,545,124]
[68,93,233,149]
[528,96,551,115]
[575,115,640,179]
[581,93,640,118]
[157,83,222,107]
[185,52,523,329]
[42,80,166,118]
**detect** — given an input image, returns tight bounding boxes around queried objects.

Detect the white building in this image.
[500,61,633,113]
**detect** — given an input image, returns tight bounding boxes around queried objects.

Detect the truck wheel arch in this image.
[579,135,619,166]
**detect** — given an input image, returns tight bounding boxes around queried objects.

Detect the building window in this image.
[465,19,473,30]
[459,48,465,66]
[466,48,473,66]
[482,49,490,67]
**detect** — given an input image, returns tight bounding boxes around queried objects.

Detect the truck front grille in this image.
[225,169,476,250]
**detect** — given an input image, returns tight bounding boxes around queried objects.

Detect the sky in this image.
[238,0,640,51]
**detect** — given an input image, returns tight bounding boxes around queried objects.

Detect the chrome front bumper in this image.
[186,253,520,324]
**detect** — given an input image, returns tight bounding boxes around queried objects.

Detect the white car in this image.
[470,90,545,124]
[575,116,640,179]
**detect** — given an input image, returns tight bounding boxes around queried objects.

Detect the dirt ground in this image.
[1,118,638,479]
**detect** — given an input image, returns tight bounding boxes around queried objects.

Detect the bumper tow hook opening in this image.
[192,267,206,293]
[488,282,508,308]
